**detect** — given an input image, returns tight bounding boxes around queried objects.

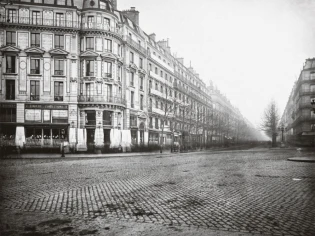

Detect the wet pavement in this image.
[0,148,314,235]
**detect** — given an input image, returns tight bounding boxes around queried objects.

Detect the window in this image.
[103,111,112,126]
[149,117,153,128]
[130,72,134,86]
[117,44,121,56]
[86,37,94,50]
[54,35,64,49]
[30,80,40,101]
[161,102,164,111]
[87,16,94,28]
[149,63,152,71]
[155,82,158,90]
[56,13,64,27]
[30,59,40,74]
[118,66,122,81]
[140,95,144,110]
[139,58,143,69]
[0,107,16,122]
[8,9,17,23]
[104,61,112,77]
[6,56,15,73]
[160,85,163,93]
[140,76,144,90]
[32,11,41,25]
[149,80,152,89]
[131,91,134,108]
[155,67,158,74]
[104,17,110,27]
[130,52,134,63]
[31,33,40,47]
[6,80,15,100]
[104,39,112,52]
[155,100,158,109]
[160,70,163,77]
[86,60,94,76]
[54,82,63,101]
[54,59,64,75]
[6,31,16,46]
[155,118,159,129]
[100,2,106,9]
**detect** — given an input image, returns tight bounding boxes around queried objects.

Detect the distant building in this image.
[0,0,258,153]
[281,58,315,146]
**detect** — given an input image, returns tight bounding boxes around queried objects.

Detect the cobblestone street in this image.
[0,148,315,235]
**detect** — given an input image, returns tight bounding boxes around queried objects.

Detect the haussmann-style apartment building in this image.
[280,58,315,147]
[0,0,257,153]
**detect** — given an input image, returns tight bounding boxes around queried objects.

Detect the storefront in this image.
[23,104,69,149]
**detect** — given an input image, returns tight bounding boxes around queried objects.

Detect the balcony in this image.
[30,69,40,75]
[0,16,80,29]
[54,70,64,76]
[30,95,40,101]
[78,95,126,106]
[54,96,63,101]
[31,43,40,47]
[85,72,95,77]
[81,22,121,35]
[5,68,15,74]
[126,36,147,55]
[299,89,315,96]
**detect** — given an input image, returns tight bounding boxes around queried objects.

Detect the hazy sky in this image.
[119,0,315,127]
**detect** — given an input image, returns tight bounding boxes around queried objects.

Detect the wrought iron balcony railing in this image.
[54,96,63,101]
[0,16,80,29]
[126,36,147,55]
[30,95,40,101]
[54,70,64,76]
[30,69,40,74]
[78,95,126,105]
[5,68,15,74]
[81,22,121,34]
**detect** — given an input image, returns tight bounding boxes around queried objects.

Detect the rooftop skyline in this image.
[118,0,315,128]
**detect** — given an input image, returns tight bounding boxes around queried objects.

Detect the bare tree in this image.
[260,100,280,147]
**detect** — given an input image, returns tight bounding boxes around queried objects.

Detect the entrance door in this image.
[86,129,95,152]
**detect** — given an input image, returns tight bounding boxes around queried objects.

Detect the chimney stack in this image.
[149,33,156,41]
[122,7,140,25]
[112,0,117,10]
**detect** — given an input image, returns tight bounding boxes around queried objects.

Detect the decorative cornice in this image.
[49,48,69,56]
[0,45,21,53]
[24,47,45,55]
[80,50,99,57]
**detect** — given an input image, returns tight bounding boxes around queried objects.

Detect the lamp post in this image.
[278,124,285,147]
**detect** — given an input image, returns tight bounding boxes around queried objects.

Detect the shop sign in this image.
[25,104,68,110]
[43,110,51,122]
[52,110,68,118]
[0,103,16,108]
[25,109,41,122]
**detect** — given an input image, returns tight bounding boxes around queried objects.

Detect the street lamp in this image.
[278,124,285,144]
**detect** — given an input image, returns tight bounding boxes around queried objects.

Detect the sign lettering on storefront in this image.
[25,104,68,110]
[0,103,17,108]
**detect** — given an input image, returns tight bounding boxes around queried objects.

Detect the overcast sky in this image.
[119,0,315,128]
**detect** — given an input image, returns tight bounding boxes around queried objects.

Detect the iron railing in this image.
[0,16,80,29]
[78,95,126,105]
[126,36,147,55]
[81,22,121,33]
[30,95,40,101]
[54,96,63,101]
[54,70,64,76]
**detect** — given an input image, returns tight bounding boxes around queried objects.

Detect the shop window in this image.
[6,31,16,46]
[25,128,42,146]
[0,107,16,122]
[52,110,68,123]
[6,80,15,100]
[0,126,15,143]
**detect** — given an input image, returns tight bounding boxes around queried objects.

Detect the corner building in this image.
[0,0,256,153]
